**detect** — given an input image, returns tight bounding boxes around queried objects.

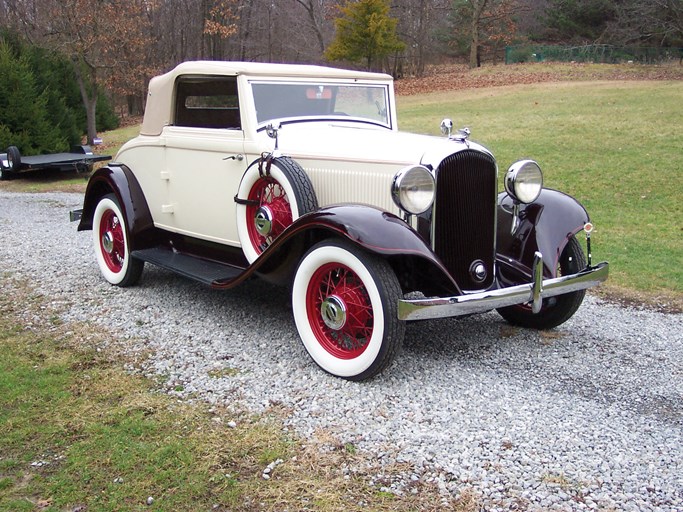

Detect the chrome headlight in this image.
[504,160,543,204]
[392,165,435,215]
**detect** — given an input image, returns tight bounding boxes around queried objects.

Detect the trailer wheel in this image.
[6,146,21,173]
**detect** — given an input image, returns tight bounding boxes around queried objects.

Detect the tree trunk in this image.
[295,0,326,54]
[469,0,487,68]
[470,29,480,68]
[73,60,98,145]
[239,0,253,61]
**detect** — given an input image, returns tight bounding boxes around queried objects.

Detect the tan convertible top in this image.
[140,61,393,136]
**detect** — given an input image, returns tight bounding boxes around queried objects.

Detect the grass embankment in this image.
[398,80,682,307]
[0,281,462,511]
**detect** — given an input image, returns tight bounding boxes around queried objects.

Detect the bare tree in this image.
[393,0,450,76]
[448,0,522,68]
[608,0,683,47]
[293,0,331,54]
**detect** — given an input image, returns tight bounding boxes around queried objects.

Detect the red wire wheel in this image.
[236,157,318,263]
[292,239,405,381]
[305,262,374,359]
[245,176,293,255]
[98,207,126,273]
[92,194,143,287]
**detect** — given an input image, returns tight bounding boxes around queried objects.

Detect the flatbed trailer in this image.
[0,145,111,180]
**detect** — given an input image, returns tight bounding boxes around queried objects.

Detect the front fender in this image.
[78,164,156,250]
[497,189,589,279]
[248,204,459,293]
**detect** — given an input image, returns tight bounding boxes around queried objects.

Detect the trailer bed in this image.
[1,145,111,180]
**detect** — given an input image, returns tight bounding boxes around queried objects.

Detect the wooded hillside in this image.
[1,0,681,143]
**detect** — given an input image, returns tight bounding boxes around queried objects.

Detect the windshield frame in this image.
[249,79,394,130]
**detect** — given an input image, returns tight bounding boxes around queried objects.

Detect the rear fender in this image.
[78,164,155,250]
[497,189,589,280]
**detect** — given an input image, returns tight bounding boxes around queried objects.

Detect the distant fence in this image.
[505,45,683,65]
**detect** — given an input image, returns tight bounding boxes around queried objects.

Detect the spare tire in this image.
[236,156,318,263]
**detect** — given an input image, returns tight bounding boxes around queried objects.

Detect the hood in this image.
[261,121,493,170]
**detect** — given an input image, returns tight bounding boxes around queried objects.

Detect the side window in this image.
[174,76,241,129]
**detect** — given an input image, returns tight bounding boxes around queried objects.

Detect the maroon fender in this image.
[497,189,590,280]
[232,203,460,293]
[77,164,156,251]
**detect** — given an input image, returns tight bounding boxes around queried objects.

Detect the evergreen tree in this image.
[544,0,617,43]
[0,41,67,154]
[325,0,405,71]
[0,31,119,154]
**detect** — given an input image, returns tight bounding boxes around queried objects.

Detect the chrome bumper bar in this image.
[398,252,609,321]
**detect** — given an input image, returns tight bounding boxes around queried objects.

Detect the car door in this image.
[158,75,246,246]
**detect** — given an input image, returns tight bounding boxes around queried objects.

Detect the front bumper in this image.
[398,251,609,321]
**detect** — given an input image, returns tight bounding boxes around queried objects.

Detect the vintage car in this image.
[73,61,608,381]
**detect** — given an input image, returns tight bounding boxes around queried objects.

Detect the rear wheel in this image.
[292,239,405,381]
[92,194,143,286]
[497,235,586,329]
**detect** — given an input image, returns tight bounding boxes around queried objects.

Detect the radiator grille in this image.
[433,149,497,290]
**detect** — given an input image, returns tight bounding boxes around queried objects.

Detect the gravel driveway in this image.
[1,191,681,511]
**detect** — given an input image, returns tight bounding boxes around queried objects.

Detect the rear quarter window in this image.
[174,76,241,129]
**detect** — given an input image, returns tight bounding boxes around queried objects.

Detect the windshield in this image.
[251,82,390,127]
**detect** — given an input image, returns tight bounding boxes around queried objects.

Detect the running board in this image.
[132,247,244,286]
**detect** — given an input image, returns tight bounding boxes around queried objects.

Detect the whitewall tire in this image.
[92,194,143,286]
[292,239,404,381]
[236,157,317,263]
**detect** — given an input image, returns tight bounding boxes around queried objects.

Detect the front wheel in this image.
[292,240,405,381]
[92,194,143,286]
[497,235,587,329]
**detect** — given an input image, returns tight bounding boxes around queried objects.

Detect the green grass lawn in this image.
[398,80,683,301]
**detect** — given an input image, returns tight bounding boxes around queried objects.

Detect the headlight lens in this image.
[392,165,435,215]
[505,160,543,204]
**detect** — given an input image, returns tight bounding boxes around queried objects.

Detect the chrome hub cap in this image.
[320,295,347,330]
[254,206,273,236]
[102,231,115,254]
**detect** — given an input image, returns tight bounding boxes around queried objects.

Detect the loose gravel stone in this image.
[1,191,682,511]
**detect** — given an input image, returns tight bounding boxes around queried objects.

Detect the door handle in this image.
[223,154,244,161]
